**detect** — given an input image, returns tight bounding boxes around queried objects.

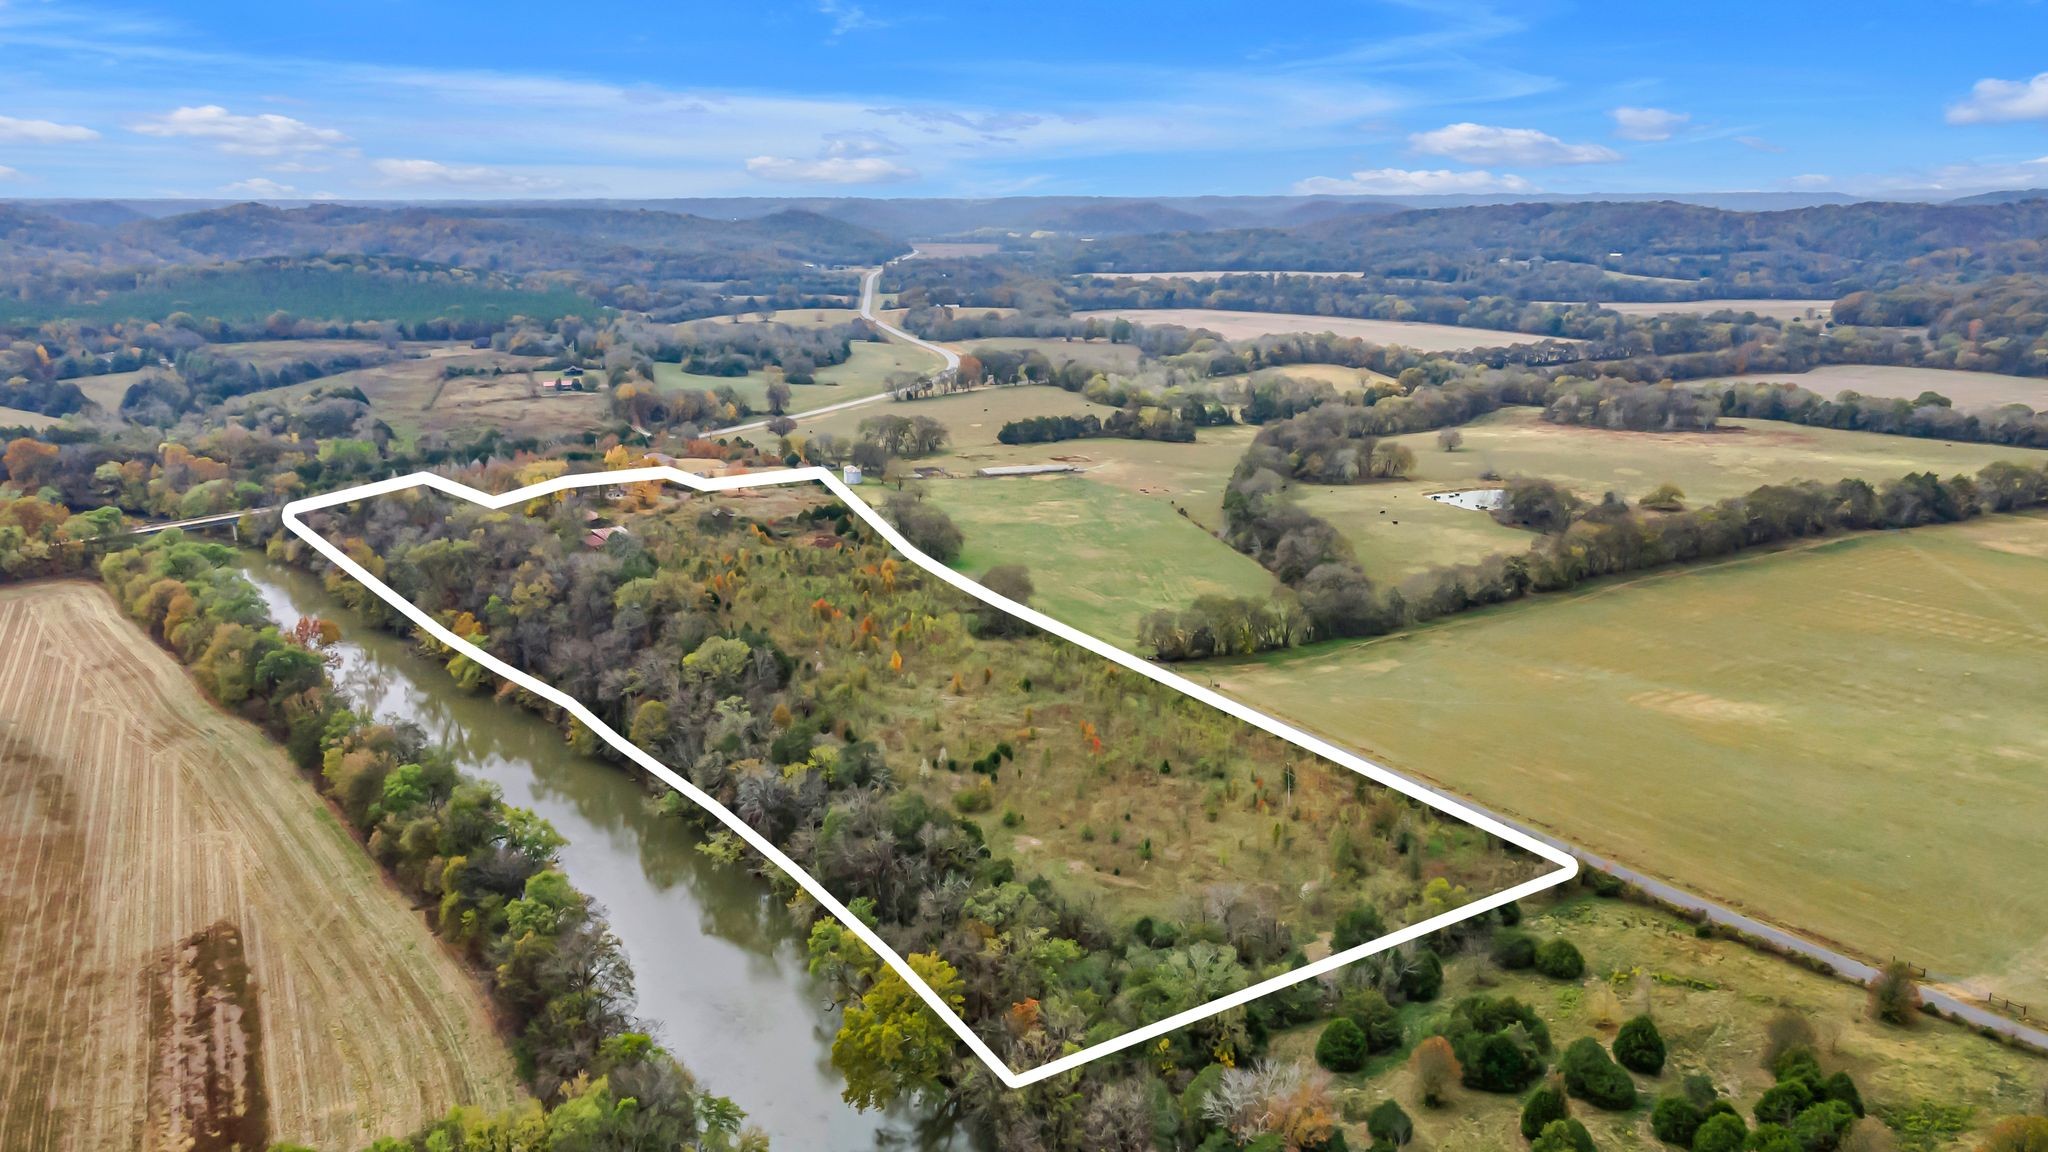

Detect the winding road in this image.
[711,257,958,437]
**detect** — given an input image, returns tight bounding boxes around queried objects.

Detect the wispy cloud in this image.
[1610,106,1688,142]
[746,154,916,184]
[131,105,346,155]
[0,115,99,143]
[1295,167,1533,195]
[1735,135,1783,153]
[371,157,561,191]
[221,176,296,196]
[1410,122,1620,166]
[816,0,882,38]
[1947,73,2048,124]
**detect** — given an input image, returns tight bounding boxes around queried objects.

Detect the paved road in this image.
[712,256,957,437]
[1351,757,2048,1049]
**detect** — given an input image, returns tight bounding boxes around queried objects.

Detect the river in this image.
[241,554,965,1150]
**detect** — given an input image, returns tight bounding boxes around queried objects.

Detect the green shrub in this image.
[1499,900,1523,926]
[1652,1096,1706,1147]
[1367,1099,1413,1148]
[1614,1015,1667,1076]
[1536,938,1586,980]
[1340,988,1404,1053]
[1493,930,1539,970]
[1468,1031,1546,1094]
[1693,1112,1749,1152]
[1401,948,1444,1002]
[1532,1118,1596,1152]
[1559,1037,1637,1111]
[1771,1045,1823,1085]
[1789,1101,1856,1151]
[952,785,993,813]
[1755,1080,1815,1126]
[1316,1017,1371,1073]
[1819,1072,1864,1118]
[1333,904,1387,951]
[1746,1124,1802,1152]
[1521,1081,1569,1141]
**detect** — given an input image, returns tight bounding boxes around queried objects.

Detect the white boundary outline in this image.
[282,465,1576,1088]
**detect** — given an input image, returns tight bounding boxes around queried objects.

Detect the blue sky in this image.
[3,0,2048,200]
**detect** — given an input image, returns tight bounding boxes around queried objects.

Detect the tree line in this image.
[1145,457,2048,661]
[98,531,767,1152]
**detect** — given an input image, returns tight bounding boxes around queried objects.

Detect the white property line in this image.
[282,465,1577,1089]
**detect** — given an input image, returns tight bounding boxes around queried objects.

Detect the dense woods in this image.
[289,475,1541,1149]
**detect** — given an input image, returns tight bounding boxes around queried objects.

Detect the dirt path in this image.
[0,582,521,1151]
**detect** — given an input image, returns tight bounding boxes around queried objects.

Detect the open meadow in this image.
[1685,364,2048,410]
[1301,406,2048,583]
[0,582,520,1152]
[653,338,941,415]
[958,335,1145,372]
[230,346,606,445]
[1071,308,1588,350]
[935,474,1277,645]
[1270,895,2047,1152]
[0,406,59,430]
[1203,513,2048,1006]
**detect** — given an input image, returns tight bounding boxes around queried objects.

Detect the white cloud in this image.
[1736,135,1783,153]
[1863,155,2048,193]
[821,131,902,158]
[1294,167,1534,195]
[0,115,98,143]
[1409,122,1620,166]
[131,105,346,155]
[0,166,21,181]
[1947,73,2048,124]
[816,0,882,37]
[371,157,559,190]
[221,176,296,196]
[1610,106,1688,142]
[745,154,917,184]
[1788,173,1831,189]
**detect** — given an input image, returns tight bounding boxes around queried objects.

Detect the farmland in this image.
[958,335,1145,372]
[230,345,606,445]
[1270,894,2047,1152]
[938,474,1277,644]
[1301,406,2048,582]
[1203,513,2048,1006]
[0,406,59,430]
[0,582,520,1152]
[1686,364,2048,409]
[653,338,942,415]
[1071,308,1586,350]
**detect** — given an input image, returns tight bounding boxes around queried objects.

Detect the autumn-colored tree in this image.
[831,951,963,1111]
[1982,1117,2048,1152]
[1411,1035,1460,1107]
[2,437,59,489]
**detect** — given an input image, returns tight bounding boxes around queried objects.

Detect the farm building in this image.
[584,525,630,549]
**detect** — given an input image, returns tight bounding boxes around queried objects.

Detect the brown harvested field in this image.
[72,370,153,413]
[1540,298,1834,320]
[0,406,59,430]
[0,582,520,1152]
[1070,308,1585,351]
[232,349,605,445]
[1686,364,2048,410]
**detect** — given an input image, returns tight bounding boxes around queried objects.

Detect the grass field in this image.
[1270,894,2046,1152]
[958,335,1145,373]
[0,582,519,1152]
[1071,308,1586,351]
[232,347,605,445]
[0,405,59,430]
[654,339,941,415]
[1686,365,2048,410]
[1212,362,1401,394]
[1298,406,2048,583]
[935,475,1278,645]
[1202,513,2048,1006]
